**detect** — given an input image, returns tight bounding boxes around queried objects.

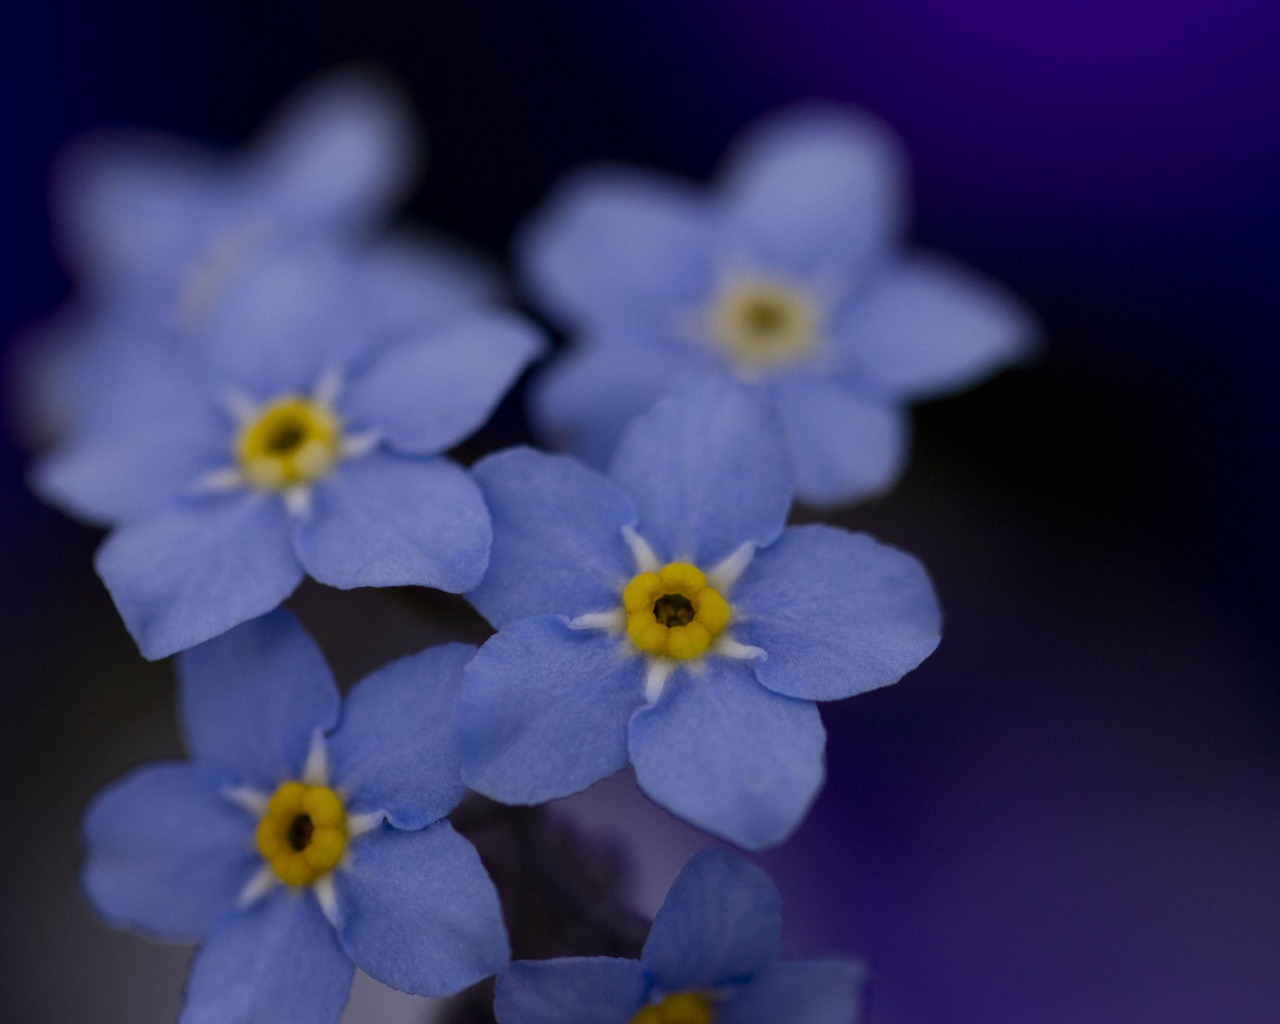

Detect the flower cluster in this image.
[19,69,1034,1021]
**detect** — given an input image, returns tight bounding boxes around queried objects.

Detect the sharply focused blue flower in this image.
[81,609,509,1023]
[460,378,941,848]
[494,849,865,1024]
[33,242,543,660]
[519,105,1038,506]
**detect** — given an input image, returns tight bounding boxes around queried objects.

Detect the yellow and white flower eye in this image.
[630,991,717,1024]
[623,562,731,661]
[706,277,820,369]
[254,780,348,887]
[235,395,342,491]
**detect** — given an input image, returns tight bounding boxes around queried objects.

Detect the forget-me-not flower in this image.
[494,849,865,1024]
[460,378,941,848]
[519,105,1038,506]
[81,609,509,1023]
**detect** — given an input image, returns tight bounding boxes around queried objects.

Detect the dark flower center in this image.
[262,416,308,455]
[652,593,696,627]
[286,813,314,852]
[740,297,789,338]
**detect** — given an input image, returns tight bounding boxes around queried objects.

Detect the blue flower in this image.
[33,241,543,660]
[494,849,865,1024]
[460,378,941,848]
[518,105,1038,506]
[81,609,509,1023]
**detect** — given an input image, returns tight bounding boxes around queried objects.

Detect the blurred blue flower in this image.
[460,378,940,848]
[33,242,543,660]
[519,105,1038,506]
[81,609,509,1022]
[494,849,865,1024]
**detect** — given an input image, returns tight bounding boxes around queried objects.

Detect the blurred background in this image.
[2,1,1278,1021]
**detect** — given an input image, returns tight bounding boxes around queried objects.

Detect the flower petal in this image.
[516,165,716,329]
[765,375,907,508]
[608,377,792,566]
[628,660,825,849]
[335,822,509,997]
[459,617,645,804]
[494,958,648,1024]
[642,849,782,991]
[733,524,941,702]
[468,447,637,628]
[293,451,490,592]
[328,642,474,829]
[95,491,304,660]
[719,105,906,281]
[340,311,544,455]
[180,890,353,1024]
[177,608,340,789]
[81,761,256,941]
[720,959,868,1024]
[359,234,501,338]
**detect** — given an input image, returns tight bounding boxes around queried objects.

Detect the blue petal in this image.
[721,959,868,1024]
[608,378,792,566]
[468,447,637,628]
[335,822,509,997]
[642,849,782,992]
[340,311,544,455]
[328,643,473,829]
[359,234,502,339]
[831,254,1039,399]
[764,375,907,508]
[177,609,340,790]
[459,617,645,804]
[96,491,304,660]
[719,105,906,280]
[180,890,353,1024]
[494,958,647,1024]
[733,524,941,702]
[81,761,256,941]
[516,166,716,329]
[293,451,490,592]
[628,660,825,849]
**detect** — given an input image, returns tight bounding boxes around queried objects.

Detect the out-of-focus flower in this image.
[460,379,940,848]
[81,610,509,1023]
[519,105,1038,506]
[33,242,542,659]
[494,848,865,1023]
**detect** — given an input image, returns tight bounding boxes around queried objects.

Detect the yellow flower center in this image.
[623,562,730,660]
[630,991,716,1024]
[255,781,347,887]
[235,395,342,491]
[708,278,818,367]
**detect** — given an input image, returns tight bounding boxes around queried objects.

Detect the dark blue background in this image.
[3,2,1277,1021]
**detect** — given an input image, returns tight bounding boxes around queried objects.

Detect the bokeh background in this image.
[3,1,1278,1021]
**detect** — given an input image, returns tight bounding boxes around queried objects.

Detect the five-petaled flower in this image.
[494,848,865,1024]
[518,104,1037,506]
[459,378,941,848]
[81,610,509,1024]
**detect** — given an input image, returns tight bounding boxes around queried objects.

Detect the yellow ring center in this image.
[708,279,818,367]
[235,395,341,491]
[254,781,348,887]
[623,562,730,660]
[630,991,716,1024]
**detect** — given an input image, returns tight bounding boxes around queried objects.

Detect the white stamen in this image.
[708,542,756,592]
[195,466,246,493]
[312,874,341,928]
[346,811,385,839]
[301,732,329,786]
[569,610,624,632]
[312,368,343,407]
[622,526,660,573]
[339,430,380,459]
[644,659,676,703]
[283,486,312,517]
[221,785,269,816]
[222,390,259,424]
[237,865,279,908]
[714,636,766,661]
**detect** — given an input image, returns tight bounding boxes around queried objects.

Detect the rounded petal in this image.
[608,377,792,566]
[468,447,637,628]
[81,761,256,941]
[180,890,354,1024]
[733,524,941,702]
[459,617,645,804]
[293,452,490,592]
[177,608,340,790]
[516,165,716,329]
[721,959,868,1024]
[629,660,825,849]
[832,253,1039,399]
[336,822,509,997]
[359,234,502,338]
[642,849,782,991]
[765,376,907,508]
[328,642,474,829]
[719,105,907,280]
[340,311,544,455]
[95,491,304,661]
[494,958,648,1024]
